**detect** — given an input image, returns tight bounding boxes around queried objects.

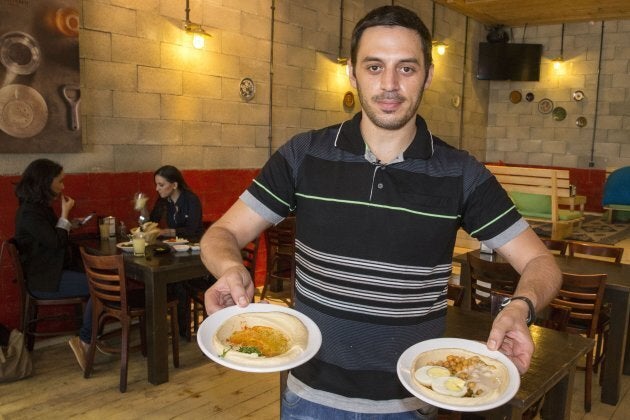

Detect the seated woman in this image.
[140,165,204,336]
[141,165,203,241]
[14,159,92,372]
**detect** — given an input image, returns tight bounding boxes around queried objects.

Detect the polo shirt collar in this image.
[334,112,434,160]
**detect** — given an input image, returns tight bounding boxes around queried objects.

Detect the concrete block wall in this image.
[486,19,630,169]
[0,0,485,176]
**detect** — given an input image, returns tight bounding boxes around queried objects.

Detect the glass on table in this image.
[132,233,146,256]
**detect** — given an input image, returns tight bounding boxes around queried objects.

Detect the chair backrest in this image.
[446,283,465,307]
[567,241,624,264]
[553,272,607,338]
[541,238,567,255]
[467,252,520,312]
[265,216,296,254]
[241,236,260,279]
[538,302,572,332]
[79,247,130,310]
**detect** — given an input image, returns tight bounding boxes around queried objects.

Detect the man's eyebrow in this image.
[360,56,420,64]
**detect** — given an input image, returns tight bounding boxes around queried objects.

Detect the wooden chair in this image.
[260,216,296,306]
[185,237,260,341]
[552,272,607,412]
[566,241,622,375]
[540,238,567,255]
[79,247,179,392]
[467,252,520,313]
[6,239,87,351]
[567,241,624,264]
[446,283,465,307]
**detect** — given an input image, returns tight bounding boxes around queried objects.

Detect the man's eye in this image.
[400,66,415,74]
[367,65,381,72]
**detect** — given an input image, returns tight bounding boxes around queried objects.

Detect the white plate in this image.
[116,242,134,253]
[163,238,189,246]
[197,303,322,373]
[397,338,520,412]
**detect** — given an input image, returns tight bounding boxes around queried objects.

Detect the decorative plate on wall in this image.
[537,98,553,114]
[525,92,534,102]
[576,116,587,127]
[509,90,522,104]
[552,106,567,121]
[572,90,585,101]
[239,77,255,101]
[343,91,355,108]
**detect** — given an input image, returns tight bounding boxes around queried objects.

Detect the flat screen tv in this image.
[477,42,543,81]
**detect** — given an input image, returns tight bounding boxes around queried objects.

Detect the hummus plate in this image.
[197,303,322,373]
[397,338,519,412]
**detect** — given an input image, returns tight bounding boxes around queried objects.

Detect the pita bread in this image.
[212,312,308,366]
[411,348,510,406]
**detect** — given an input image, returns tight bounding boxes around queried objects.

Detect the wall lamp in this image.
[553,23,565,71]
[183,0,210,49]
[431,3,448,56]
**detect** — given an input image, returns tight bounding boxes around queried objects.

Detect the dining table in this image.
[73,237,209,385]
[454,249,630,406]
[445,306,593,419]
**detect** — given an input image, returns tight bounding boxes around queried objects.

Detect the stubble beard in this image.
[356,84,424,130]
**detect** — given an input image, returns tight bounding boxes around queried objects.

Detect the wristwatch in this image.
[500,296,536,327]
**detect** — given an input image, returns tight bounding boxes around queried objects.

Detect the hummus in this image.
[212,312,308,366]
[411,348,510,407]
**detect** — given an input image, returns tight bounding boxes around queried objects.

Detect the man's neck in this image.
[360,118,417,164]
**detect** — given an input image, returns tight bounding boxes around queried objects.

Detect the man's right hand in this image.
[204,265,255,314]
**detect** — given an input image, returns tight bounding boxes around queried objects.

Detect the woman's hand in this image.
[60,194,75,220]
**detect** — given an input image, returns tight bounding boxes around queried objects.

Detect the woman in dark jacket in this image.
[141,165,204,336]
[146,165,203,241]
[14,158,91,372]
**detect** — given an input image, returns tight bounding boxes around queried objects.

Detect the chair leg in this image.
[119,320,130,393]
[84,312,100,379]
[25,302,36,351]
[169,304,180,368]
[584,350,593,412]
[139,315,147,357]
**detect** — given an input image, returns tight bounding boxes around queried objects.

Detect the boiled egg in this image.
[431,375,468,398]
[414,365,451,387]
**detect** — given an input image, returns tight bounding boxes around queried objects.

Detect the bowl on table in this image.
[172,244,190,252]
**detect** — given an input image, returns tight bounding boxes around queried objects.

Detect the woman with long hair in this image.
[14,158,92,372]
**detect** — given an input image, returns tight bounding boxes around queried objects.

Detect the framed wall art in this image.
[0,0,81,153]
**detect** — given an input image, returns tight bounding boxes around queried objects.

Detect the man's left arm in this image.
[486,227,562,373]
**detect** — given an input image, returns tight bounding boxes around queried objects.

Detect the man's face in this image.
[349,25,433,131]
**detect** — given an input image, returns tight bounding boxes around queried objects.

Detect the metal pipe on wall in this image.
[589,21,605,167]
[458,16,469,150]
[268,0,276,158]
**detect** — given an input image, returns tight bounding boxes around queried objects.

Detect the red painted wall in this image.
[0,169,261,329]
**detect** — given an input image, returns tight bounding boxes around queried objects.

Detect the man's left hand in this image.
[486,304,534,374]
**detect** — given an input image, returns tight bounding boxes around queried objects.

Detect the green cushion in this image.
[508,191,551,214]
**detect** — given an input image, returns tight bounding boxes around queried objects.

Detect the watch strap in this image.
[501,296,536,327]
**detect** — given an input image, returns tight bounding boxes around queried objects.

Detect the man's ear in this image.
[348,60,357,89]
[424,64,434,91]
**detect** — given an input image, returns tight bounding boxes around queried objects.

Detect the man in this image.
[200,5,561,418]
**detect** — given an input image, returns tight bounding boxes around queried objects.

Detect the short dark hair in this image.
[154,165,190,191]
[15,159,63,205]
[350,5,433,77]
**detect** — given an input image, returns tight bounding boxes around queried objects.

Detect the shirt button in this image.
[377,183,384,189]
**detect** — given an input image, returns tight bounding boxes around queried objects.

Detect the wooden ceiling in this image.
[433,0,630,26]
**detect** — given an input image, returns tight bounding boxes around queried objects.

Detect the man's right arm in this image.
[200,199,272,313]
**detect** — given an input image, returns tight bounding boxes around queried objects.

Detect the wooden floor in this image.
[2,233,629,419]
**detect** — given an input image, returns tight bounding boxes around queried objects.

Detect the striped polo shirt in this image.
[241,112,526,412]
